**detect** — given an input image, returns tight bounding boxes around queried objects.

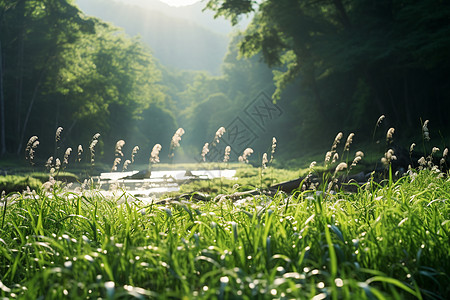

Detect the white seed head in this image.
[214,127,226,143]
[376,115,385,127]
[223,146,231,163]
[262,153,268,169]
[115,140,125,157]
[150,144,162,163]
[344,133,355,151]
[201,143,210,162]
[55,127,63,142]
[335,162,348,173]
[432,147,440,155]
[386,128,395,142]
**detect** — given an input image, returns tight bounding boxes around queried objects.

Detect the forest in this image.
[1,0,450,166]
[1,1,450,299]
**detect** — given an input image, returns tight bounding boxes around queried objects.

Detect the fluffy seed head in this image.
[77,145,83,162]
[131,146,139,163]
[150,144,162,163]
[325,151,333,163]
[223,146,231,163]
[418,156,426,166]
[201,143,210,162]
[123,160,131,171]
[214,127,226,144]
[423,120,430,141]
[238,148,253,163]
[270,137,277,161]
[331,132,343,151]
[376,115,385,127]
[335,162,348,173]
[432,147,440,155]
[45,156,53,169]
[386,128,395,143]
[262,153,268,169]
[63,148,72,165]
[112,158,121,171]
[55,127,63,142]
[171,128,185,149]
[115,140,125,157]
[344,133,355,152]
[332,152,339,164]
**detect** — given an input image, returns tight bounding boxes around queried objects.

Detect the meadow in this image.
[0,123,449,299]
[0,161,449,299]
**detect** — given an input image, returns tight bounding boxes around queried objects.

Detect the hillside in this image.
[76,0,230,74]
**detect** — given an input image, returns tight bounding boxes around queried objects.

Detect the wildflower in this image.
[418,156,426,166]
[309,161,317,169]
[55,158,61,170]
[270,137,277,162]
[45,156,53,170]
[63,148,72,165]
[223,146,231,163]
[355,151,364,158]
[238,148,253,163]
[262,153,268,169]
[123,160,131,171]
[351,155,362,168]
[77,145,83,162]
[55,127,63,142]
[381,149,397,166]
[89,133,100,164]
[376,115,385,127]
[344,133,355,152]
[324,151,332,163]
[201,143,210,162]
[332,153,339,164]
[331,132,343,151]
[335,162,347,173]
[444,148,448,158]
[25,136,39,165]
[386,128,395,143]
[115,140,125,157]
[410,143,416,154]
[150,144,162,163]
[431,147,440,155]
[112,158,121,171]
[214,127,226,144]
[423,120,430,141]
[171,128,185,148]
[131,146,139,163]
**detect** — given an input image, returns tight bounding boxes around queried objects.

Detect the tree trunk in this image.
[0,40,6,155]
[16,71,45,155]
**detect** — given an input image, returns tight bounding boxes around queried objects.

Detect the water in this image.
[96,169,237,203]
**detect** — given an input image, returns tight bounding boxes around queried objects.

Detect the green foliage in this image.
[204,0,450,144]
[0,175,42,194]
[0,0,170,162]
[0,170,449,299]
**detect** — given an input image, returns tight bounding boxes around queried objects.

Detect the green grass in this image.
[0,168,449,299]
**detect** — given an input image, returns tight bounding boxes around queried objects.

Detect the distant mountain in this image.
[76,0,238,74]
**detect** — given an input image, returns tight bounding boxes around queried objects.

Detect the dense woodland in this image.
[1,0,449,167]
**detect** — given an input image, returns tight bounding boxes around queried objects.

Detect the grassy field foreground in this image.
[0,169,449,299]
